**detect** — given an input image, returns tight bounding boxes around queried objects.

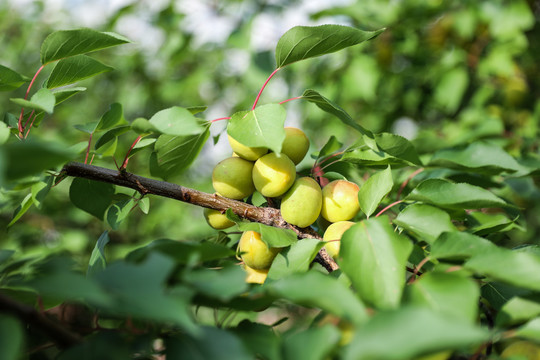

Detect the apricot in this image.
[281,127,310,165]
[322,221,355,258]
[280,177,322,228]
[203,208,235,230]
[243,265,269,284]
[228,134,268,161]
[321,180,360,222]
[212,157,255,200]
[238,230,280,270]
[252,152,296,197]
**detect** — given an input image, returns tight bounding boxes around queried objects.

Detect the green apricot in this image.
[281,127,310,165]
[228,134,268,161]
[280,177,322,228]
[252,152,296,197]
[238,230,280,270]
[501,340,540,359]
[212,157,255,200]
[203,208,235,230]
[321,180,360,222]
[323,221,355,259]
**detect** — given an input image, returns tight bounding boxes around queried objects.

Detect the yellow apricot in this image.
[281,127,310,165]
[323,221,355,259]
[244,265,269,284]
[252,153,296,197]
[238,230,280,270]
[212,157,255,200]
[280,177,322,228]
[203,208,235,230]
[321,180,360,222]
[228,134,268,161]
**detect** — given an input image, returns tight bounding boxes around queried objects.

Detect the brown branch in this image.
[0,293,82,349]
[61,162,338,271]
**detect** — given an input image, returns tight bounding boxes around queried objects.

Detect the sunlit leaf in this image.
[228,104,286,154]
[276,25,384,67]
[11,88,55,114]
[268,238,323,279]
[268,270,368,324]
[41,28,130,64]
[46,55,113,88]
[339,216,412,309]
[406,178,507,209]
[150,126,210,179]
[394,204,456,244]
[358,165,393,217]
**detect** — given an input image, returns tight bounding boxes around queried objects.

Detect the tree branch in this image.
[0,293,82,349]
[61,162,338,271]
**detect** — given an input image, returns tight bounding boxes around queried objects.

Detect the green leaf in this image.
[96,103,124,131]
[69,178,115,220]
[515,317,540,342]
[95,252,197,332]
[166,326,251,360]
[74,121,99,134]
[87,231,110,277]
[236,222,297,248]
[94,125,130,150]
[40,28,130,64]
[496,295,540,326]
[465,248,540,291]
[3,139,76,182]
[481,282,531,311]
[0,122,10,145]
[339,216,413,309]
[358,166,393,217]
[394,204,456,244]
[406,272,480,324]
[130,117,156,134]
[106,198,135,229]
[315,135,343,161]
[267,238,323,280]
[0,64,29,91]
[406,178,507,209]
[268,270,368,324]
[184,265,248,301]
[8,193,33,227]
[275,24,384,67]
[283,325,341,360]
[342,133,422,167]
[228,104,286,154]
[467,211,515,235]
[11,88,55,114]
[31,176,53,209]
[343,306,489,360]
[150,127,210,179]
[429,141,523,175]
[52,86,86,105]
[430,231,498,261]
[302,90,371,135]
[232,321,281,360]
[433,67,469,113]
[46,55,113,89]
[148,106,205,136]
[0,315,24,360]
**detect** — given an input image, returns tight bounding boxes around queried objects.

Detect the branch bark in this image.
[61,162,338,271]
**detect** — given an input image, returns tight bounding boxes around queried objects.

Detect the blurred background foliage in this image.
[1,0,539,261]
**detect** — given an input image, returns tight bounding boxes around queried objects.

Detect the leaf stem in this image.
[279,96,302,105]
[18,64,45,138]
[252,68,281,110]
[397,167,424,200]
[210,117,231,123]
[84,133,93,164]
[121,135,143,170]
[375,200,404,218]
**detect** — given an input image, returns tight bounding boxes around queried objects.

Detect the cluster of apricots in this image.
[204,127,361,283]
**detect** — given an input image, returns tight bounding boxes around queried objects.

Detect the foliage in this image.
[1,1,540,359]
